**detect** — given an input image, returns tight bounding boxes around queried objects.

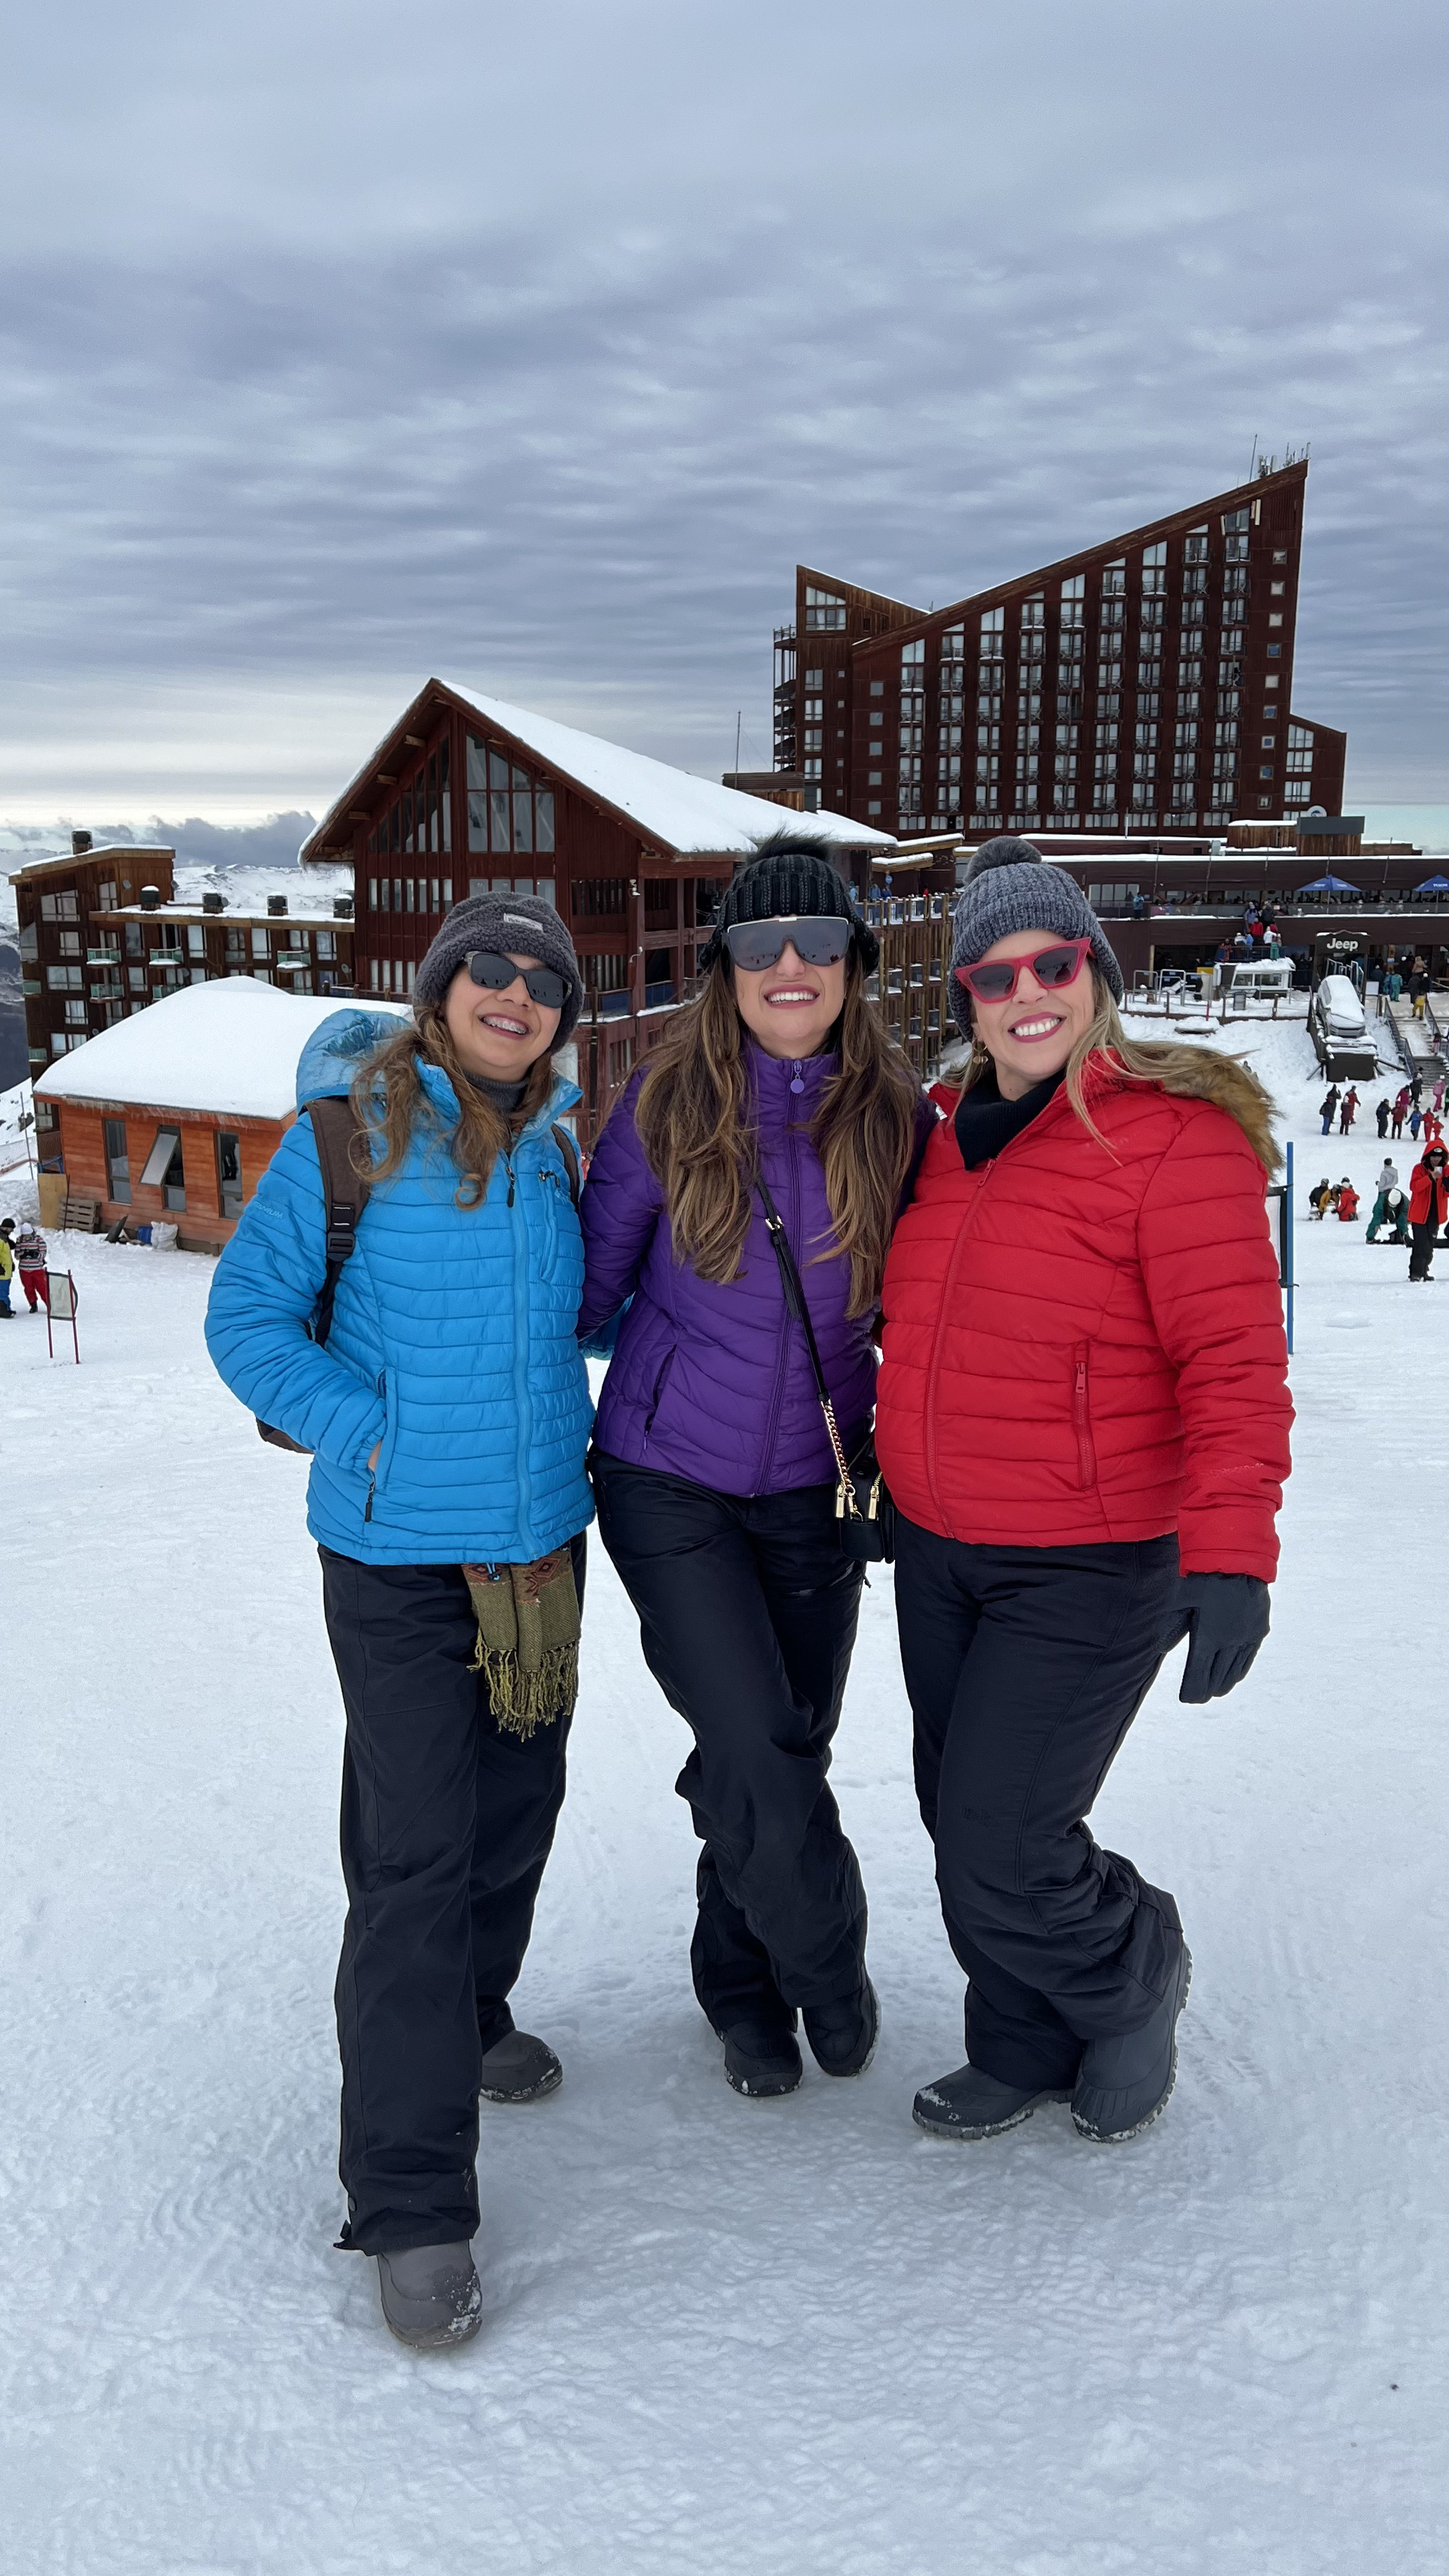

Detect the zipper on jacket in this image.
[509,1153,535,1547]
[1073,1344,1098,1489]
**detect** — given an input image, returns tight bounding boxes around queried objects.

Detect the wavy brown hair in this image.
[949,970,1280,1173]
[350,1002,556,1204]
[631,951,921,1315]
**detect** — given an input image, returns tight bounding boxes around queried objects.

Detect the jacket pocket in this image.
[532,1162,569,1284]
[642,1346,677,1443]
[1072,1342,1098,1491]
[365,1368,398,1521]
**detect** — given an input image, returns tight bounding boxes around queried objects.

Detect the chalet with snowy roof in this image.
[33,978,406,1253]
[300,680,895,1140]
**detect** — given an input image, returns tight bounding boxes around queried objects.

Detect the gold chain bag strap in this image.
[755,1174,894,1564]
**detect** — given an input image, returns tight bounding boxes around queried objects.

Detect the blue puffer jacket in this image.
[205,1011,594,1564]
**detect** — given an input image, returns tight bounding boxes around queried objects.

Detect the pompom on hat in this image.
[947,836,1124,1036]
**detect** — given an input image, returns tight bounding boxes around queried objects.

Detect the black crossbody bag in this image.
[755,1174,895,1564]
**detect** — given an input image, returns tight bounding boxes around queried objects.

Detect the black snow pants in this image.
[893,1516,1184,2092]
[590,1451,867,2032]
[1409,1221,1438,1280]
[319,1535,585,2254]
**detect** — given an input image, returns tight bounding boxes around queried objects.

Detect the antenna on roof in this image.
[1247,434,1258,480]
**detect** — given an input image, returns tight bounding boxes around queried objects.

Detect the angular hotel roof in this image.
[300,680,897,864]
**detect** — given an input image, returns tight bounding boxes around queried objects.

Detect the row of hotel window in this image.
[365,873,560,914]
[801,654,1282,782]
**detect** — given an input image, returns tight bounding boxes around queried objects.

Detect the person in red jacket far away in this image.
[1407,1142,1448,1281]
[1335,1179,1360,1221]
[875,839,1292,2150]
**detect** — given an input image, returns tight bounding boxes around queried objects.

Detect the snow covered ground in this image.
[2,1011,1446,2576]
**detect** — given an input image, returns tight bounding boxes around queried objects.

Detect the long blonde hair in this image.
[949,972,1280,1174]
[351,1003,555,1204]
[630,951,921,1315]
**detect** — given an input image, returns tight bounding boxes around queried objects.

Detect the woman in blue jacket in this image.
[206,894,592,2351]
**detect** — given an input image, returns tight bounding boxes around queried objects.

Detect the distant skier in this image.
[1376,1098,1391,1138]
[12,1222,48,1312]
[1407,1107,1423,1144]
[1407,1144,1448,1282]
[1338,1085,1360,1135]
[1392,1087,1409,1139]
[1319,1085,1340,1135]
[1367,1161,1400,1238]
[1423,1108,1444,1149]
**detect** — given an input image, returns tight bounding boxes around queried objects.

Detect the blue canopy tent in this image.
[1296,873,1362,896]
[1412,874,1449,895]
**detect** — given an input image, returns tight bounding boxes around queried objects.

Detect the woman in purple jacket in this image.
[579,843,930,2100]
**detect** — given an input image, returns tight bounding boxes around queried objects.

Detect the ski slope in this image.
[1,1012,1445,2576]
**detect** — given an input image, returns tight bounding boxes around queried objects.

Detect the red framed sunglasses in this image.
[954,936,1092,1005]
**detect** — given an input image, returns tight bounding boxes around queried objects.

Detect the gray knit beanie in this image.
[415,892,584,1043]
[948,836,1123,1036]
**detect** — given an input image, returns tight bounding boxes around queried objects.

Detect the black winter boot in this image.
[913,2064,1071,2140]
[1071,1947,1192,2142]
[803,1978,880,2078]
[720,2020,803,2097]
[478,2030,563,2103]
[375,2242,482,2350]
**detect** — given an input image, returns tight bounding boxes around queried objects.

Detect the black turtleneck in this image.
[953,1060,1065,1170]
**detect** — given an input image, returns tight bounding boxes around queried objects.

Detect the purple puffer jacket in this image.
[579,1045,933,1496]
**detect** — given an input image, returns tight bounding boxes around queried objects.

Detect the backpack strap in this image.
[551,1123,581,1209]
[302,1096,373,1349]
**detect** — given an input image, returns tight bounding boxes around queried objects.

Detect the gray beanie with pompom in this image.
[947,836,1124,1036]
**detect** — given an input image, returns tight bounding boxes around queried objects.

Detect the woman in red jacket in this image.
[1407,1141,1448,1280]
[876,839,1292,2149]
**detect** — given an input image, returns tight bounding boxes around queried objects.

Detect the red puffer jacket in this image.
[1408,1158,1448,1226]
[876,1068,1292,1581]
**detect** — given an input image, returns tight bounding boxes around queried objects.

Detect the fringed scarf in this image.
[463,1547,581,1738]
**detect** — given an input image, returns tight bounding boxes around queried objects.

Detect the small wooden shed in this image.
[33,979,404,1253]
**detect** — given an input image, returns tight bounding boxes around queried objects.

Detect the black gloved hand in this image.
[1168,1572,1271,1704]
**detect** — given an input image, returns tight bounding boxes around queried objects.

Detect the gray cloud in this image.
[1,0,1444,813]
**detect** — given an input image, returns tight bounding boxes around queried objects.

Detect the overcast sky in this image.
[1,0,1444,837]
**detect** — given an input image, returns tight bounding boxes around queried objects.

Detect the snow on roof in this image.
[34,979,406,1122]
[306,682,898,862]
[98,899,348,924]
[172,860,353,917]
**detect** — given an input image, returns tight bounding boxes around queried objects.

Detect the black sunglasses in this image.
[466,950,567,1011]
[724,916,853,973]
